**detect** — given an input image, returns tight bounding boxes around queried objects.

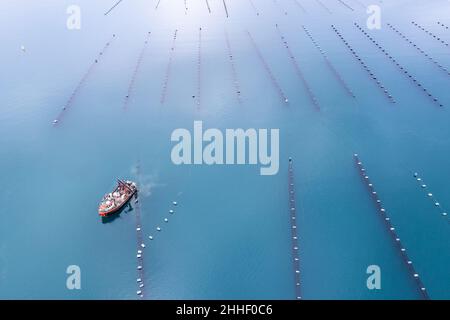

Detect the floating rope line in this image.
[222,0,229,18]
[273,0,288,16]
[354,154,429,300]
[276,24,320,111]
[124,32,151,110]
[246,30,289,104]
[302,26,355,98]
[387,24,450,77]
[104,0,124,16]
[437,21,449,30]
[331,25,396,103]
[248,0,260,16]
[413,172,449,220]
[155,0,161,10]
[336,0,354,11]
[196,27,202,109]
[316,0,332,14]
[225,30,242,104]
[53,35,116,126]
[134,162,146,299]
[354,23,444,107]
[160,29,178,105]
[288,158,302,300]
[205,0,211,13]
[412,21,449,49]
[293,0,307,14]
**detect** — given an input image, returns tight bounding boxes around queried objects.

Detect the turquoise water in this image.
[0,0,449,299]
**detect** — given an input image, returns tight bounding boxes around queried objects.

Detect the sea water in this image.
[0,0,449,299]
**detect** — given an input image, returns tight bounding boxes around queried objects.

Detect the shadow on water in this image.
[101,201,134,224]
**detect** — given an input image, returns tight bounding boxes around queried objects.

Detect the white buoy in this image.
[137,290,142,295]
[21,45,26,52]
[138,250,142,254]
[141,243,145,248]
[136,227,141,231]
[137,278,142,282]
[164,218,168,222]
[139,284,144,288]
[157,227,161,231]
[173,201,178,206]
[442,212,447,216]
[137,266,142,270]
[169,209,174,214]
[137,254,142,258]
[53,119,58,125]
[149,236,153,240]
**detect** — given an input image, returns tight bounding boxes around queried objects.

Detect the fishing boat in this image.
[98,180,137,217]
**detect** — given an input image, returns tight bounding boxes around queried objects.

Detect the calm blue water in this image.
[0,0,449,299]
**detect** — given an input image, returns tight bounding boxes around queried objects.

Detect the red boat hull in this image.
[99,189,137,217]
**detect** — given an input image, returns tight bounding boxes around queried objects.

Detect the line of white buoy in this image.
[53,34,116,126]
[302,25,355,98]
[196,27,202,109]
[355,22,444,107]
[124,32,151,110]
[276,24,320,111]
[288,158,302,300]
[225,30,242,104]
[205,0,211,13]
[412,22,449,49]
[246,30,289,105]
[160,29,178,105]
[387,23,450,77]
[332,25,396,103]
[437,21,449,30]
[413,172,448,219]
[147,201,178,242]
[134,162,146,299]
[354,154,429,300]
